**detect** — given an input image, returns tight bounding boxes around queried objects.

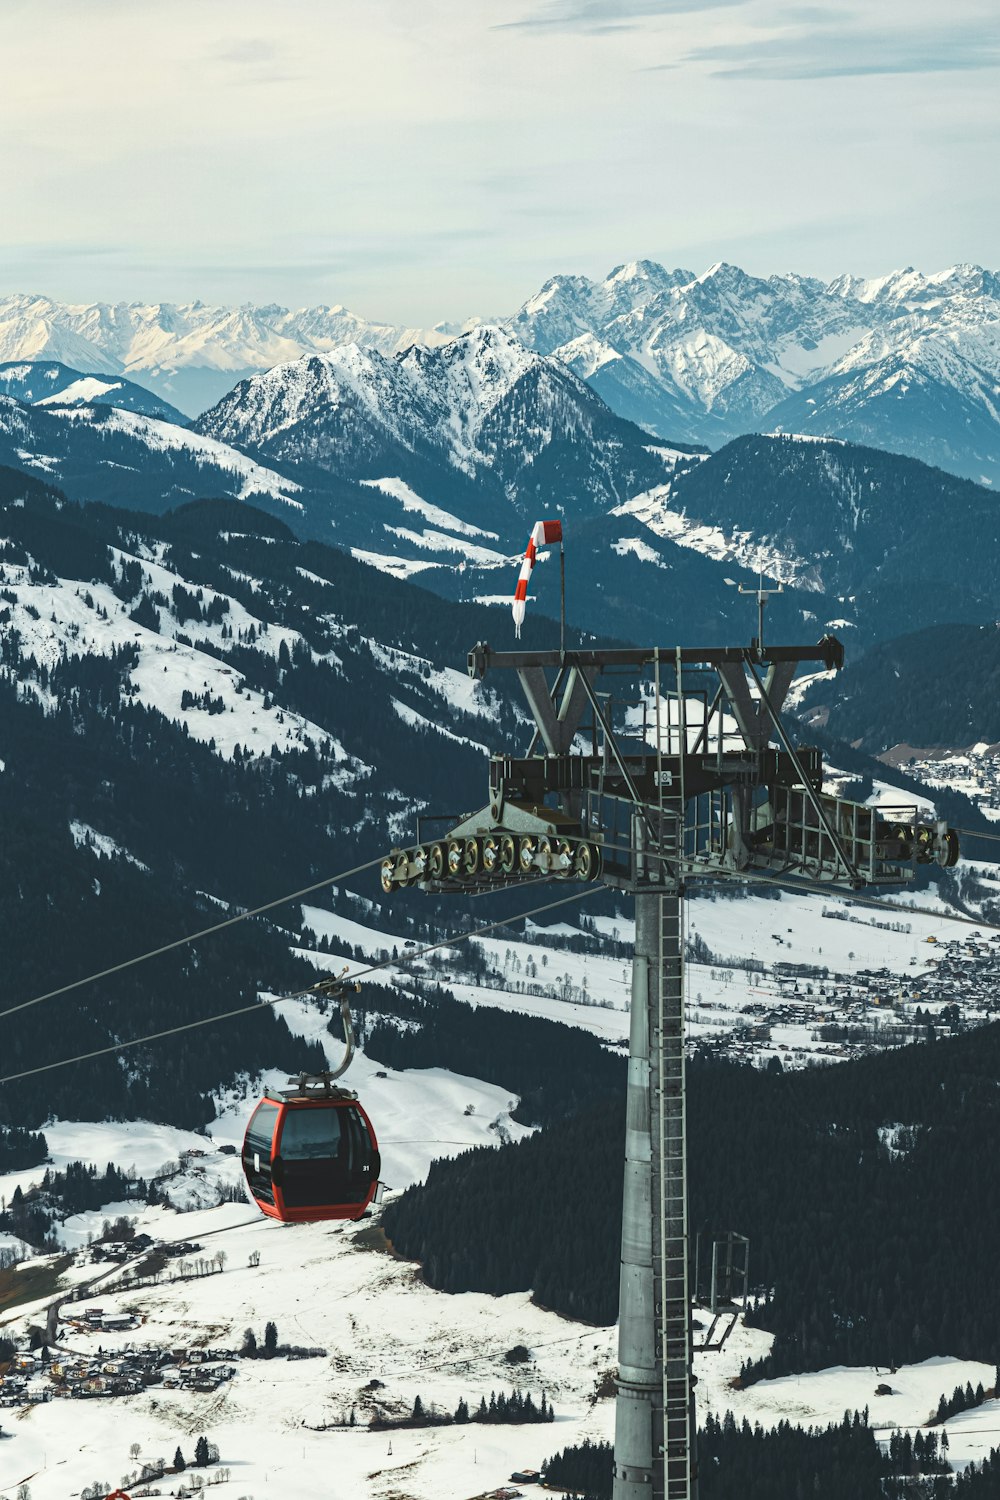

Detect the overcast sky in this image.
[2,0,997,323]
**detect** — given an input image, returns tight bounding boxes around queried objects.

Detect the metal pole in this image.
[560,545,567,660]
[614,888,661,1500]
[614,884,694,1500]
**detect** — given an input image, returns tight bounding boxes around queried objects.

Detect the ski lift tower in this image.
[381,628,959,1500]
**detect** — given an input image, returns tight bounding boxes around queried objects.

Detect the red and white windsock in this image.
[512,519,563,638]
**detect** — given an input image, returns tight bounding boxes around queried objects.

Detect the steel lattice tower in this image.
[382,632,958,1500]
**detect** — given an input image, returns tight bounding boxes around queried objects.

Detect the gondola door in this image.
[242,1099,281,1215]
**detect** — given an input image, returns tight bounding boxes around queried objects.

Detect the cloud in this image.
[209,35,301,85]
[690,18,1000,78]
[771,5,849,23]
[496,0,749,31]
[212,38,277,66]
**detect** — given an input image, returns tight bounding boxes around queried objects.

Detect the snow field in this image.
[0,1120,230,1218]
[349,548,439,579]
[0,549,361,771]
[694,1323,1000,1472]
[382,524,510,568]
[8,1207,996,1499]
[3,1118,615,1500]
[2,1202,618,1500]
[359,477,500,541]
[612,486,819,591]
[297,888,959,1067]
[365,640,501,724]
[35,376,126,407]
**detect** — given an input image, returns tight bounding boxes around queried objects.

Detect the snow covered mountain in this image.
[508,260,1000,487]
[6,333,1000,651]
[0,360,186,424]
[0,394,303,513]
[6,261,1000,490]
[0,469,552,1129]
[0,293,463,416]
[194,323,698,532]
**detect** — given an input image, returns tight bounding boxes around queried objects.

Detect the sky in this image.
[2,0,997,324]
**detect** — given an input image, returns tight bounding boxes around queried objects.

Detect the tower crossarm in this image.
[467,636,845,681]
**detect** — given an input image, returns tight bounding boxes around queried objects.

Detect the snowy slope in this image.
[0,393,304,512]
[51,404,304,507]
[0,548,355,765]
[0,360,186,424]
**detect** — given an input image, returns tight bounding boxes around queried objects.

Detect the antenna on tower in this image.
[559,530,567,660]
[738,572,784,655]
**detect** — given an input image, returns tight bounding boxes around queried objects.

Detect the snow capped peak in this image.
[604,259,691,292]
[696,260,752,287]
[195,318,652,502]
[533,272,594,299]
[433,321,538,388]
[850,267,921,303]
[4,260,1000,487]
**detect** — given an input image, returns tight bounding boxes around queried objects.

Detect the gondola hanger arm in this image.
[307,968,361,1081]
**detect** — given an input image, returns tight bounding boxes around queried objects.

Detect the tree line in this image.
[544,1410,960,1500]
[384,1016,1000,1372]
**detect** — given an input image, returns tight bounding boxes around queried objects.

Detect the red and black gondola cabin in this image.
[242,1087,380,1223]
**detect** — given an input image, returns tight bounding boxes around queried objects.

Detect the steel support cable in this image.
[2,828,993,1080]
[0,884,602,1085]
[0,857,386,1023]
[950,824,1000,844]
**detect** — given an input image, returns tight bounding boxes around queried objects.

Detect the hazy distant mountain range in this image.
[0,292,464,417]
[1,260,999,484]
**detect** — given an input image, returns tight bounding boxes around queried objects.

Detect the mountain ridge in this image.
[6,338,1000,653]
[2,261,999,493]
